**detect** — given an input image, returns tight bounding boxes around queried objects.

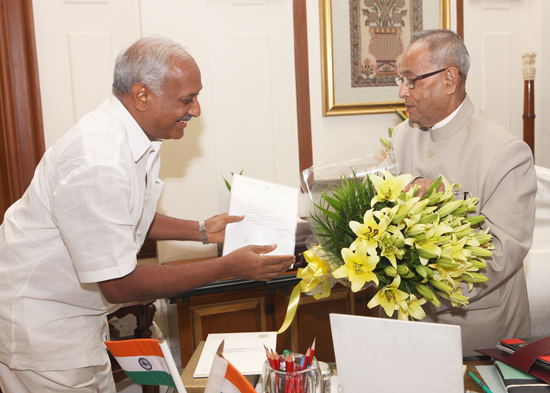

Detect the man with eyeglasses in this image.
[385,29,536,356]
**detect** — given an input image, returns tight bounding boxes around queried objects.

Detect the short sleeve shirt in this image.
[0,97,163,370]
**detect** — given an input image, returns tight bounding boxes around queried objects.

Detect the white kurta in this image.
[0,97,163,370]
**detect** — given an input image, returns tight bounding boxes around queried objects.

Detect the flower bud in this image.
[416,265,427,278]
[467,259,487,269]
[459,272,489,283]
[385,266,397,277]
[416,247,439,260]
[380,136,392,149]
[436,200,464,218]
[449,292,469,305]
[415,283,434,300]
[429,279,453,293]
[396,265,409,275]
[465,246,493,257]
[394,238,405,248]
[419,213,438,224]
[464,215,486,226]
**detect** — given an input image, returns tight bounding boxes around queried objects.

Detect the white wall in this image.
[463,0,548,168]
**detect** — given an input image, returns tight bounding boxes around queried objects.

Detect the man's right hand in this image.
[225,244,295,282]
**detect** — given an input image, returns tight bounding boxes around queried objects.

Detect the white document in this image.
[222,175,299,256]
[194,332,276,377]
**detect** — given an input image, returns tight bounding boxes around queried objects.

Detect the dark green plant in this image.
[309,172,374,265]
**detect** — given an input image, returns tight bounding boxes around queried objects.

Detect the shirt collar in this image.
[429,95,475,142]
[432,98,466,130]
[108,96,155,162]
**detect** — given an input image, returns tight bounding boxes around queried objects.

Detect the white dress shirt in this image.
[0,96,163,371]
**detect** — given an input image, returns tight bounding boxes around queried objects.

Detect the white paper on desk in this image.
[194,332,276,377]
[222,175,299,256]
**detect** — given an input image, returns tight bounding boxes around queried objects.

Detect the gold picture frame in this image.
[320,0,451,116]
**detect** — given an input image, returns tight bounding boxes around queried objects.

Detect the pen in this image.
[468,371,492,393]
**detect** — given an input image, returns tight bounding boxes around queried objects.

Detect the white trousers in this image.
[0,360,115,393]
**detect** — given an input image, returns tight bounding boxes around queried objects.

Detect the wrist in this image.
[412,174,427,184]
[199,221,209,244]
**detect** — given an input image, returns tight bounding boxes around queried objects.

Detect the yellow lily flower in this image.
[349,209,390,256]
[391,196,421,225]
[333,242,379,292]
[367,275,409,317]
[370,170,413,205]
[415,221,453,264]
[398,294,427,321]
[379,231,406,268]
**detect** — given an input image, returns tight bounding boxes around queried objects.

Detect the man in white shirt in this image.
[0,36,295,392]
[385,29,536,355]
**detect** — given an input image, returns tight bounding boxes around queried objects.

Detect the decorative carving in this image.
[522,52,536,81]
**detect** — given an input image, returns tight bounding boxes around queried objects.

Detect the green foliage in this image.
[309,172,374,264]
[221,170,244,192]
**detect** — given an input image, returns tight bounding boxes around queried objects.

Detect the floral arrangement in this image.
[278,168,492,333]
[363,0,408,27]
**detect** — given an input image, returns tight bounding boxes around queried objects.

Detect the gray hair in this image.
[112,36,194,97]
[411,29,470,80]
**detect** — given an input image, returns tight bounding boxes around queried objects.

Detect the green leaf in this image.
[420,176,442,201]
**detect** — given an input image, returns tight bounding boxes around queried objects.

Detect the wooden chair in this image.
[107,300,160,393]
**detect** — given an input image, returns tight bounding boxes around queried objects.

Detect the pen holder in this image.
[261,353,324,393]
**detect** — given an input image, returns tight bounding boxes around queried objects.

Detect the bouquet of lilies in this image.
[293,168,493,324]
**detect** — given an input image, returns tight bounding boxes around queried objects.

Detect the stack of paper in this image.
[193,332,276,378]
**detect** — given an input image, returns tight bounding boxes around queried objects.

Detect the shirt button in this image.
[137,230,142,236]
[427,150,434,157]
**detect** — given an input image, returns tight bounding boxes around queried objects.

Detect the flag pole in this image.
[153,322,187,393]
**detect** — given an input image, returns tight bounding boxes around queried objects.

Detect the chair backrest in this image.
[523,165,550,337]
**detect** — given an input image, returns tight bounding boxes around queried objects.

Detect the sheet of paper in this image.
[194,332,276,377]
[223,175,299,256]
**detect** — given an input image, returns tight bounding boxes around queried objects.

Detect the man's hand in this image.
[225,244,295,281]
[403,177,444,198]
[204,213,244,243]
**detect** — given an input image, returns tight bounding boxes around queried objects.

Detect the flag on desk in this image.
[105,322,187,392]
[204,341,256,393]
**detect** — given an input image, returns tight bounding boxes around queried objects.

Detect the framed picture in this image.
[320,0,451,116]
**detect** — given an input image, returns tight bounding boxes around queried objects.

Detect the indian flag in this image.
[204,352,256,393]
[105,337,187,392]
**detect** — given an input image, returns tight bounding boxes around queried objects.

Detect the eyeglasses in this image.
[395,68,461,89]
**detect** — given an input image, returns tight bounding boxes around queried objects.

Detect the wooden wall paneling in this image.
[522,52,536,155]
[456,0,464,39]
[293,0,313,173]
[177,287,275,366]
[0,0,44,221]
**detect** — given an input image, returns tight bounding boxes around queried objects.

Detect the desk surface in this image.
[181,342,493,393]
[464,358,493,392]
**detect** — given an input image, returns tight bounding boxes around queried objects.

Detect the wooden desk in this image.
[177,348,493,393]
[165,257,378,367]
[464,357,492,392]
